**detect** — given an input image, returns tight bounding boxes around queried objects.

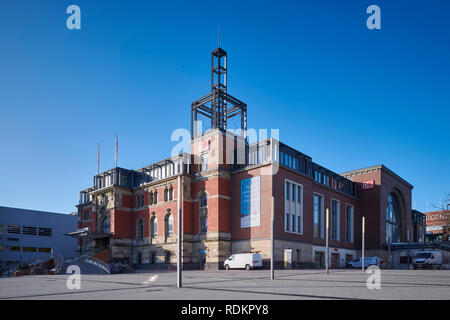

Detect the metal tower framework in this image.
[191,47,247,138]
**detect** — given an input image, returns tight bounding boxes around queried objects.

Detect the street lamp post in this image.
[362,216,365,271]
[387,223,391,270]
[271,196,274,280]
[325,208,329,275]
[177,175,182,288]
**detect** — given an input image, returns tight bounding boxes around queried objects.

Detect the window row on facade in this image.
[283,181,354,242]
[0,225,52,237]
[136,186,175,209]
[0,245,52,253]
[135,193,209,239]
[136,213,174,239]
[279,149,355,198]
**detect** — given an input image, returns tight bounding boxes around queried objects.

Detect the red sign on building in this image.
[362,180,375,190]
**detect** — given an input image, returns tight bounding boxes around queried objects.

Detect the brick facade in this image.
[75,129,417,270]
[73,48,418,270]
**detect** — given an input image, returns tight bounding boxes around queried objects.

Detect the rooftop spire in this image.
[191,46,247,138]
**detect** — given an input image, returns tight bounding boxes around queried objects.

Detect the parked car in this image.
[347,256,383,268]
[224,253,263,270]
[413,251,442,270]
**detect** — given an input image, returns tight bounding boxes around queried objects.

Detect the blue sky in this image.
[0,0,449,214]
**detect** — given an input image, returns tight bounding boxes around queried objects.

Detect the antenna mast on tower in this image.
[191,29,247,138]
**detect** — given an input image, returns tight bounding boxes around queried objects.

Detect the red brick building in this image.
[74,47,418,269]
[425,210,449,242]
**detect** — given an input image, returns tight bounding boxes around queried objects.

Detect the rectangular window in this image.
[313,194,323,238]
[331,200,339,241]
[284,179,303,234]
[38,227,52,237]
[345,205,354,243]
[6,225,20,235]
[201,153,208,172]
[7,246,21,252]
[23,247,37,252]
[285,182,290,200]
[291,184,296,201]
[200,217,208,234]
[0,225,5,234]
[38,248,52,253]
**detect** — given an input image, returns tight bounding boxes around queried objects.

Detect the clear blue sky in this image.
[0,0,449,214]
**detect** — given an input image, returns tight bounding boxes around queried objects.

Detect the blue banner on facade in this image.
[240,176,260,228]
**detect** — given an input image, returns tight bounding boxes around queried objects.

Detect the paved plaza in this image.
[0,269,449,300]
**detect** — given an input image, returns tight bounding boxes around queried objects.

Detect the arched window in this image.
[200,193,207,207]
[386,193,401,243]
[136,195,144,208]
[169,187,173,201]
[164,188,168,202]
[151,216,158,238]
[149,191,153,205]
[153,191,158,204]
[199,193,208,234]
[165,213,173,237]
[101,217,110,233]
[137,219,144,239]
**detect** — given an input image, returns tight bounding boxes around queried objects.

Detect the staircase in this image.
[55,249,112,275]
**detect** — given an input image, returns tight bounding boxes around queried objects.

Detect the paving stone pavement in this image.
[0,269,449,300]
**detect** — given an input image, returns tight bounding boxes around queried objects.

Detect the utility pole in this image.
[271,196,275,280]
[362,216,365,271]
[442,204,450,241]
[325,208,329,274]
[177,175,182,288]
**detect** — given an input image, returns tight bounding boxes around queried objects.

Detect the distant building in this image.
[411,210,426,243]
[0,206,77,269]
[425,210,449,242]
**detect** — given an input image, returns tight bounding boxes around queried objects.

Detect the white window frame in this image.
[284,179,303,235]
[313,192,324,239]
[345,204,354,243]
[330,198,340,241]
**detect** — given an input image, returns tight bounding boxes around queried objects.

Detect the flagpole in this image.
[97,143,100,175]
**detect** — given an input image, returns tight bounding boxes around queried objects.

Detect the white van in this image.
[413,251,442,269]
[347,256,383,268]
[224,253,263,270]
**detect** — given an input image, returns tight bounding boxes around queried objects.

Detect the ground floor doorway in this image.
[199,250,206,270]
[331,253,340,268]
[314,251,324,268]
